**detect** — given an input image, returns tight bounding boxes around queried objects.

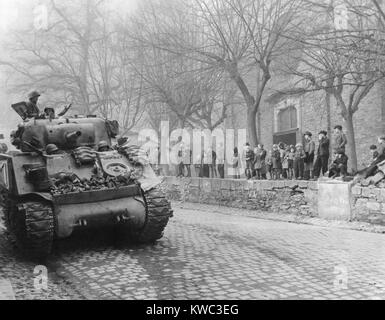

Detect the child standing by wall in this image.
[287,145,295,180]
[254,144,267,180]
[231,147,240,179]
[244,143,254,180]
[294,143,306,180]
[253,145,262,179]
[271,144,282,180]
[265,150,273,180]
[278,142,287,179]
[282,146,290,180]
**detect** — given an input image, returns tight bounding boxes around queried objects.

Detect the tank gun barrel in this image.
[65,131,82,142]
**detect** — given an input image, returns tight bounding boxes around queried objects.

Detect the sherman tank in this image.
[0,103,173,258]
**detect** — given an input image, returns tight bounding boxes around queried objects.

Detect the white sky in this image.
[0,0,139,135]
[0,0,139,36]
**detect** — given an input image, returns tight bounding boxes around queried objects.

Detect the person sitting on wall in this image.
[370,145,379,163]
[329,149,348,179]
[377,136,385,160]
[354,138,385,181]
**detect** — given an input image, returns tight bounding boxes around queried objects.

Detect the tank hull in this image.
[55,195,147,238]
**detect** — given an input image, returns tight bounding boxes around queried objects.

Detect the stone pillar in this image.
[318,180,353,221]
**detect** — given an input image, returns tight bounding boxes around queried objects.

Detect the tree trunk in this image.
[345,112,358,172]
[381,79,385,133]
[247,107,258,147]
[325,91,332,160]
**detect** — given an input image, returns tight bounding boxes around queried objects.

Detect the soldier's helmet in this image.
[98,140,108,150]
[46,144,59,155]
[28,91,41,100]
[117,136,128,146]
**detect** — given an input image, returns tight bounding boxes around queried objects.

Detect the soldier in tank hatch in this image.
[25,91,41,118]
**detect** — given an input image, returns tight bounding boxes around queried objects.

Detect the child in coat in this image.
[287,145,296,180]
[265,150,273,180]
[294,143,306,180]
[271,144,282,180]
[282,146,290,180]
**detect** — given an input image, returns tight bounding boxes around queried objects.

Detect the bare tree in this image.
[0,0,144,132]
[283,0,385,170]
[125,1,233,131]
[131,0,306,145]
[0,0,104,113]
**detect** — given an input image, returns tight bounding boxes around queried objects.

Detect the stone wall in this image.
[162,177,385,226]
[352,186,385,225]
[162,177,318,218]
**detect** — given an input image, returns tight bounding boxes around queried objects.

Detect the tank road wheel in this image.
[11,201,54,259]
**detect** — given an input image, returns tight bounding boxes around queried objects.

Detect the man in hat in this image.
[303,131,315,180]
[313,130,330,180]
[25,91,41,118]
[332,125,347,157]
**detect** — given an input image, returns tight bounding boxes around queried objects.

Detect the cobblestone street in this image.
[1,203,385,300]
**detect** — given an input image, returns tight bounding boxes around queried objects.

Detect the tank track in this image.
[119,187,172,244]
[1,191,12,236]
[137,187,173,243]
[12,201,54,259]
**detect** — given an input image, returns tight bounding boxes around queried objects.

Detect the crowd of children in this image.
[239,141,311,180]
[236,126,351,181]
[170,125,385,181]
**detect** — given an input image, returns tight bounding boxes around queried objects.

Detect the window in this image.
[277,105,297,132]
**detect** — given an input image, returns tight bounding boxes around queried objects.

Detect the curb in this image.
[174,201,385,235]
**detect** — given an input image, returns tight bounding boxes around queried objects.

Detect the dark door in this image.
[273,129,298,146]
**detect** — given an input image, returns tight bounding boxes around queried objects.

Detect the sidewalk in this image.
[174,201,385,235]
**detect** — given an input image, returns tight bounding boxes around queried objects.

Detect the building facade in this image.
[225,80,385,170]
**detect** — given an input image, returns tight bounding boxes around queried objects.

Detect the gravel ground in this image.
[0,216,89,300]
[1,202,385,300]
